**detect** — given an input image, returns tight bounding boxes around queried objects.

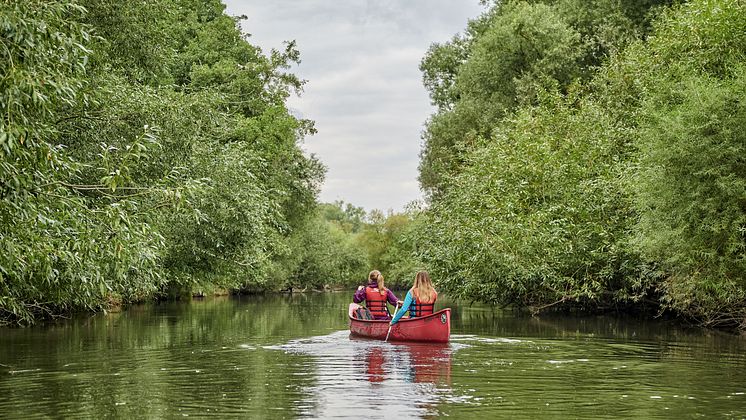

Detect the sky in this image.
[222,0,486,212]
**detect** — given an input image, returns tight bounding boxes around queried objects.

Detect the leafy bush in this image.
[624,0,746,328]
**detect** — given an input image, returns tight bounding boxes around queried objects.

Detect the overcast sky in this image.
[223,0,485,212]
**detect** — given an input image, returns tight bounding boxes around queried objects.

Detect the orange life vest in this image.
[410,290,437,317]
[364,286,389,318]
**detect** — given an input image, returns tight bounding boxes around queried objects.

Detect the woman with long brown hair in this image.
[352,270,400,320]
[389,271,437,325]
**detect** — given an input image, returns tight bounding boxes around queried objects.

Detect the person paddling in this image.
[389,271,437,325]
[353,270,399,320]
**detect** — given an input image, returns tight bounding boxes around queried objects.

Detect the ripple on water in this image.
[3,295,746,419]
[266,330,465,418]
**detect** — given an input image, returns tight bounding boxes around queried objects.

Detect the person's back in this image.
[352,270,399,320]
[410,287,437,317]
[390,271,437,325]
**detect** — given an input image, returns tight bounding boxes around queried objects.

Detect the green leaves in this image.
[414,0,746,329]
[631,71,746,326]
[417,93,638,306]
[0,0,324,325]
[418,0,659,195]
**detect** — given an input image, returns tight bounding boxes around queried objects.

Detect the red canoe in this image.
[348,304,451,343]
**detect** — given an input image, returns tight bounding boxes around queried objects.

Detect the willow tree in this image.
[419,0,671,196]
[414,0,746,330]
[623,0,746,328]
[0,0,324,324]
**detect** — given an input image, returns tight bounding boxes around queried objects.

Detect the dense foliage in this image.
[276,202,368,291]
[623,0,746,327]
[419,0,671,195]
[4,0,745,332]
[0,0,323,325]
[415,0,746,330]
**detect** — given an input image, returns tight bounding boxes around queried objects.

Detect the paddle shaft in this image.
[385,302,401,342]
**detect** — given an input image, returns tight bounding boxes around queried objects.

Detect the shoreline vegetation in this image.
[414,0,746,333]
[2,0,746,333]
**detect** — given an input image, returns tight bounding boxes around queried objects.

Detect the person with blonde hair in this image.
[389,271,437,325]
[353,270,399,320]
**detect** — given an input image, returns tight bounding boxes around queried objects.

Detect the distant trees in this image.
[276,202,369,291]
[288,201,424,291]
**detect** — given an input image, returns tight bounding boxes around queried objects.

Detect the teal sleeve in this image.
[391,290,413,324]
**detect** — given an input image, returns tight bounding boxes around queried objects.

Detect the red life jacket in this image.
[410,290,437,317]
[364,286,389,318]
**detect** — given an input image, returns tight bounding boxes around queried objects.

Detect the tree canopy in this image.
[414,0,746,330]
[0,0,323,324]
[3,0,746,332]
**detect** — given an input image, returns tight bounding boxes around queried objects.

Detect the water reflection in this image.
[353,339,453,386]
[363,345,385,383]
[272,332,459,418]
[395,342,452,385]
[1,293,745,419]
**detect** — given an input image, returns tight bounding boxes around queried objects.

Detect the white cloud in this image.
[223,0,485,212]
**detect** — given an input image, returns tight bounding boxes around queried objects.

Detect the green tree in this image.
[416,90,641,308]
[419,0,670,195]
[279,209,369,290]
[622,0,746,328]
[414,0,746,331]
[0,0,324,324]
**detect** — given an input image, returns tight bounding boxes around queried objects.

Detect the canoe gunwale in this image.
[347,308,451,325]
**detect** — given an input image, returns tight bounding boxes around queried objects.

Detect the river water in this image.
[1,293,745,418]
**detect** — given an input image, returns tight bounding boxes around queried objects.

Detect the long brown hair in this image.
[369,270,386,296]
[411,271,436,303]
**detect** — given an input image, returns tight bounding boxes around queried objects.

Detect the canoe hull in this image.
[349,308,451,343]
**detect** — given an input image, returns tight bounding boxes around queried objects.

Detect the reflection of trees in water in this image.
[0,295,319,418]
[444,293,746,348]
[4,292,746,418]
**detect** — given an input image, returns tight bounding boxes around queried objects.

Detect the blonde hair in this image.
[411,271,436,303]
[369,270,386,296]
